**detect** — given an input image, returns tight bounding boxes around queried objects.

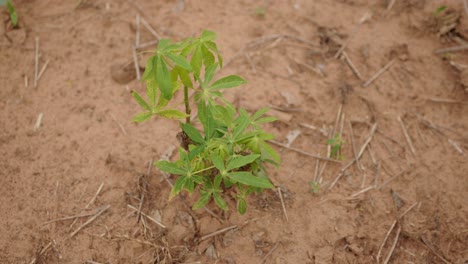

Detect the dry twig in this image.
[127,204,166,229]
[334,12,372,58]
[34,37,39,88]
[277,187,288,222]
[397,115,416,155]
[259,242,280,264]
[435,44,468,54]
[269,140,341,163]
[200,225,238,241]
[376,220,397,263]
[69,205,110,238]
[362,59,395,88]
[382,224,401,264]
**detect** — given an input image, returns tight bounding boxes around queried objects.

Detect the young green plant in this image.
[131,31,280,214]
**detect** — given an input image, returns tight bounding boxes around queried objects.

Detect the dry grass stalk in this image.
[141,17,161,40]
[420,235,452,264]
[428,98,468,104]
[373,161,382,187]
[69,204,110,238]
[200,225,238,241]
[362,59,395,88]
[34,37,39,88]
[132,45,141,81]
[348,121,363,171]
[127,204,166,229]
[269,140,341,163]
[382,224,401,264]
[34,113,44,131]
[259,242,280,264]
[277,187,289,222]
[435,44,468,54]
[69,183,104,231]
[109,113,128,136]
[351,186,374,197]
[334,12,372,58]
[397,115,416,155]
[342,51,363,80]
[37,59,50,83]
[376,220,397,263]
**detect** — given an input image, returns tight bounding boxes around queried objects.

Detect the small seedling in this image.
[327,133,345,160]
[132,31,280,215]
[309,181,320,194]
[5,0,18,28]
[254,7,266,18]
[433,5,447,16]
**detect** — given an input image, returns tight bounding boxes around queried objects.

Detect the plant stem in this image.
[193,166,215,175]
[184,86,191,124]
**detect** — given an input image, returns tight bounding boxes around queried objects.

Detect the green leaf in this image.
[166,52,192,71]
[201,30,216,41]
[260,141,281,164]
[227,172,274,189]
[233,113,250,139]
[237,198,247,215]
[201,44,215,68]
[227,154,260,171]
[211,153,225,171]
[256,116,277,124]
[181,123,204,144]
[192,192,211,210]
[157,109,188,119]
[132,112,152,122]
[156,56,173,100]
[146,79,157,107]
[6,0,17,27]
[214,174,223,188]
[157,39,171,50]
[204,63,218,85]
[169,176,187,200]
[131,90,151,111]
[178,67,193,88]
[210,75,247,90]
[155,160,186,175]
[142,56,156,81]
[213,193,228,210]
[205,41,223,68]
[434,5,447,15]
[252,107,269,119]
[191,46,203,77]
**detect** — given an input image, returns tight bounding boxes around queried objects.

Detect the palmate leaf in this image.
[201,30,216,42]
[142,56,156,81]
[155,160,186,175]
[210,75,246,90]
[181,123,204,144]
[227,154,260,171]
[213,193,228,210]
[146,79,157,107]
[201,44,215,68]
[156,56,173,100]
[192,191,211,210]
[132,112,152,123]
[156,109,188,120]
[165,52,192,71]
[204,41,223,68]
[131,91,151,111]
[191,46,203,77]
[227,172,274,189]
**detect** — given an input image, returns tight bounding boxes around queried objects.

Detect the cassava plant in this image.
[131,30,280,214]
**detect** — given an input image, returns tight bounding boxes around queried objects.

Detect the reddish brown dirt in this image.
[1,0,468,263]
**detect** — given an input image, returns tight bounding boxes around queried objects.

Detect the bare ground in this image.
[1,0,467,263]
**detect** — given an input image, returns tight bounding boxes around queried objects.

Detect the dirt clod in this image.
[110,61,137,84]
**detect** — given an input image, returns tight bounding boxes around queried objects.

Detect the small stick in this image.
[259,242,280,264]
[357,123,378,159]
[109,113,127,136]
[135,14,140,47]
[69,183,104,231]
[132,45,141,81]
[348,121,363,171]
[334,12,372,58]
[379,170,406,189]
[34,37,39,88]
[69,205,110,238]
[376,220,397,263]
[435,44,468,54]
[351,186,374,197]
[200,225,238,241]
[37,59,50,83]
[385,0,397,16]
[277,187,288,222]
[140,17,161,40]
[420,236,451,264]
[42,211,98,225]
[34,113,44,131]
[382,224,401,264]
[313,159,319,182]
[448,139,464,155]
[397,115,416,155]
[244,52,257,73]
[428,98,468,104]
[398,202,419,219]
[127,204,166,229]
[29,242,53,264]
[136,40,159,50]
[24,75,28,88]
[342,51,363,80]
[269,140,341,163]
[362,59,395,88]
[374,161,382,187]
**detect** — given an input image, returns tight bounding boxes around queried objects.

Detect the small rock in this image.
[6,28,26,45]
[110,61,137,84]
[205,243,217,259]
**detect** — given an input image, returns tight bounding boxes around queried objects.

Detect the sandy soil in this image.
[1,0,467,263]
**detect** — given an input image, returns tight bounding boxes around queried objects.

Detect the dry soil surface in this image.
[1,0,468,263]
